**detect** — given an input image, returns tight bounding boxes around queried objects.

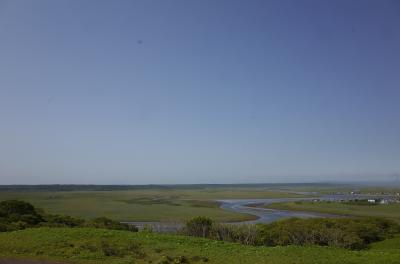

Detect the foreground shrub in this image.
[212,223,258,245]
[86,217,138,232]
[41,214,85,227]
[183,217,258,245]
[0,200,138,232]
[257,217,400,249]
[100,240,123,257]
[182,216,400,250]
[0,200,43,226]
[0,200,37,216]
[184,216,214,238]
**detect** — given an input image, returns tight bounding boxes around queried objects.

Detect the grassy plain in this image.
[262,184,400,196]
[0,227,399,264]
[264,201,400,221]
[0,187,308,222]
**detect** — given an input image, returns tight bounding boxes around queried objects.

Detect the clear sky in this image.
[0,0,399,184]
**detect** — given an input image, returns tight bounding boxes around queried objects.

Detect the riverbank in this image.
[257,200,400,222]
[218,198,338,224]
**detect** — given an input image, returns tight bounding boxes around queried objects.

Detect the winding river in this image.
[219,198,331,223]
[218,194,392,224]
[124,194,393,231]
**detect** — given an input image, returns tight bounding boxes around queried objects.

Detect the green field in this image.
[0,188,308,222]
[0,227,399,264]
[263,201,400,221]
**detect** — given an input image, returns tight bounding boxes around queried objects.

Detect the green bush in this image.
[212,223,258,245]
[0,200,138,233]
[0,200,43,226]
[86,217,138,232]
[42,214,85,227]
[256,217,400,250]
[183,216,400,250]
[100,240,122,257]
[184,216,214,238]
[0,200,37,216]
[183,217,258,244]
[0,223,9,232]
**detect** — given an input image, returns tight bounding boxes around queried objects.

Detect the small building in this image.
[380,199,389,204]
[368,199,376,203]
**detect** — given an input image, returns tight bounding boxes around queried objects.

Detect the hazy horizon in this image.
[0,178,399,186]
[1,0,399,184]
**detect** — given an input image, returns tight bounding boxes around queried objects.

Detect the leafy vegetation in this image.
[181,216,400,250]
[257,217,400,250]
[211,223,258,245]
[1,199,400,263]
[42,214,85,227]
[1,186,400,263]
[184,216,214,238]
[0,200,44,231]
[0,200,137,232]
[1,227,400,263]
[85,217,137,232]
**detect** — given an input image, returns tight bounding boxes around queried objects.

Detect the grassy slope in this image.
[0,228,399,264]
[0,189,308,222]
[264,201,400,220]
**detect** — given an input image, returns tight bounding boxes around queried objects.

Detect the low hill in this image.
[0,228,399,264]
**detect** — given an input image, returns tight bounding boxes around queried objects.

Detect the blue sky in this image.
[0,0,399,184]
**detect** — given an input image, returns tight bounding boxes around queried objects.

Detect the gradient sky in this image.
[0,0,399,184]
